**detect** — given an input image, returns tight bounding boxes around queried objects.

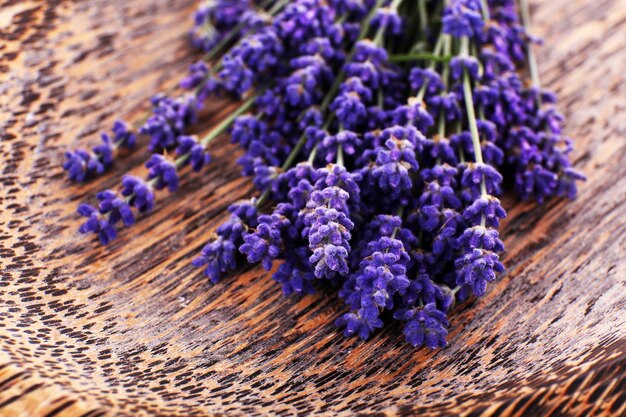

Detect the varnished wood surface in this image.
[0,1,625,416]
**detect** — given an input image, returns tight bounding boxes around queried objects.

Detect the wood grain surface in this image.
[1,0,625,416]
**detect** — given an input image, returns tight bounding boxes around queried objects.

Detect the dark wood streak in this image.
[0,0,624,416]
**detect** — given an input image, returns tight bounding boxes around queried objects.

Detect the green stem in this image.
[307,145,318,165]
[200,94,257,147]
[281,134,307,171]
[460,37,488,227]
[460,37,483,167]
[437,110,445,138]
[266,0,288,15]
[519,0,541,90]
[479,0,490,21]
[441,35,452,89]
[388,53,452,63]
[418,0,428,38]
[256,190,270,207]
[336,145,344,167]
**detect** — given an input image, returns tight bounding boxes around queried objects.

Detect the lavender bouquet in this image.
[65,0,584,349]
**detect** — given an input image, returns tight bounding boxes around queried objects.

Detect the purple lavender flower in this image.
[77,190,134,245]
[240,209,291,270]
[457,225,504,252]
[146,154,179,192]
[175,136,211,172]
[285,55,333,108]
[402,273,454,312]
[193,200,258,283]
[253,161,280,192]
[314,164,362,207]
[273,0,336,48]
[191,3,219,51]
[416,164,462,232]
[191,0,250,51]
[461,162,503,198]
[442,0,483,38]
[180,61,209,91]
[330,76,372,129]
[272,246,316,296]
[230,115,267,149]
[450,56,481,81]
[480,48,514,81]
[409,68,444,96]
[271,162,317,205]
[371,6,403,36]
[193,237,239,283]
[427,91,461,122]
[394,303,449,349]
[305,196,354,278]
[140,94,197,151]
[345,40,388,89]
[63,148,109,182]
[462,196,506,228]
[77,204,117,245]
[360,126,420,202]
[96,190,135,226]
[121,176,155,213]
[103,120,136,149]
[218,56,255,97]
[64,121,133,182]
[558,167,587,200]
[319,130,362,163]
[455,248,504,297]
[337,232,410,340]
[392,98,435,133]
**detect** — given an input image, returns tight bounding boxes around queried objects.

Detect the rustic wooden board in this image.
[0,0,624,416]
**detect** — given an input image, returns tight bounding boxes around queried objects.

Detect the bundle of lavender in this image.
[66,0,584,349]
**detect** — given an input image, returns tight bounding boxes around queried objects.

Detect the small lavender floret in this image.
[455,248,505,297]
[240,211,290,270]
[193,200,258,283]
[306,204,354,278]
[140,94,197,151]
[371,7,403,36]
[176,135,211,172]
[345,40,388,89]
[392,98,434,132]
[121,176,155,213]
[180,61,209,91]
[106,120,136,149]
[192,237,238,284]
[272,247,316,296]
[442,0,483,38]
[462,196,506,228]
[461,162,503,197]
[457,226,504,252]
[450,56,481,81]
[77,204,117,245]
[394,303,449,349]
[408,68,444,96]
[330,76,372,128]
[319,130,361,163]
[96,190,135,227]
[427,91,461,122]
[63,149,107,182]
[146,154,179,192]
[77,190,134,245]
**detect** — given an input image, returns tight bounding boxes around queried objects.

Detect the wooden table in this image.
[0,1,624,416]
